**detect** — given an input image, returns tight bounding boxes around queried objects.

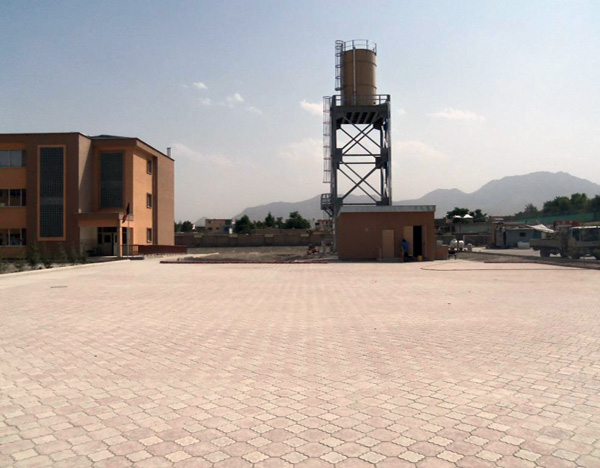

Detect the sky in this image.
[2,0,600,221]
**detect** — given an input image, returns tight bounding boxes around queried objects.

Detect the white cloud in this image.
[193,81,208,90]
[224,92,245,107]
[398,108,407,115]
[199,97,212,106]
[170,142,233,167]
[246,106,263,115]
[281,137,322,163]
[300,100,322,116]
[396,140,448,161]
[428,108,486,121]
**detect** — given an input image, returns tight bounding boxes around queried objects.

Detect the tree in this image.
[284,211,311,230]
[264,212,276,228]
[543,196,570,215]
[234,215,254,234]
[588,195,600,213]
[523,203,539,216]
[446,207,470,218]
[181,220,194,232]
[569,193,588,213]
[174,221,183,233]
[469,209,488,222]
[446,207,470,223]
[275,217,285,229]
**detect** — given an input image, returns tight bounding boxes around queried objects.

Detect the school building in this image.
[0,133,174,258]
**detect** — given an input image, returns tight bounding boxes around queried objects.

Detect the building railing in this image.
[330,94,390,107]
[338,39,377,54]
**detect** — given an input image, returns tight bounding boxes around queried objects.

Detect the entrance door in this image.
[112,233,118,256]
[413,226,423,257]
[97,227,118,256]
[382,230,394,259]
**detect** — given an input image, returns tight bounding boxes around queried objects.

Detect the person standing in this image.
[401,238,409,261]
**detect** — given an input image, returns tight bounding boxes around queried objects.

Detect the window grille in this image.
[39,148,64,237]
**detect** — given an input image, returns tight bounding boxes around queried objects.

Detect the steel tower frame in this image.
[321,93,392,247]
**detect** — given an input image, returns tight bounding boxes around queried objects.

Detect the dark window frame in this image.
[100,152,124,209]
[146,228,152,243]
[39,146,65,239]
[0,150,25,168]
[147,159,153,174]
[146,193,152,208]
[0,228,27,247]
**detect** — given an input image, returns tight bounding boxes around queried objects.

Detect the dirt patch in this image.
[179,246,333,263]
[457,251,600,270]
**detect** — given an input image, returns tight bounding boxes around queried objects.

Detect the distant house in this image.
[314,219,332,231]
[205,218,234,234]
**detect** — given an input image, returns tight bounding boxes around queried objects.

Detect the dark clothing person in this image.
[401,239,409,260]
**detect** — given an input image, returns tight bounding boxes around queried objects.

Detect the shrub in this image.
[26,242,41,268]
[78,249,88,264]
[40,245,53,269]
[67,245,79,265]
[14,256,26,271]
[56,243,68,264]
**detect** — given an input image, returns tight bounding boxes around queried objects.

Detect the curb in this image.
[0,259,131,277]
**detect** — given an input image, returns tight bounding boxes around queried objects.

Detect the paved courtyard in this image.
[1,259,600,468]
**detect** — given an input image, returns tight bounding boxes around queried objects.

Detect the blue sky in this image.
[2,1,599,221]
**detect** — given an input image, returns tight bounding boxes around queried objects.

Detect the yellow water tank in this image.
[341,46,377,106]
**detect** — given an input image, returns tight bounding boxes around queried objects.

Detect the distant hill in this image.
[224,171,600,221]
[400,171,600,216]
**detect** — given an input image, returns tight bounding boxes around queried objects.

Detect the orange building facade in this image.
[0,133,174,258]
[337,206,436,260]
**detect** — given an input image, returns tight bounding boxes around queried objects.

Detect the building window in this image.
[147,159,153,174]
[0,150,25,168]
[146,193,152,208]
[100,152,123,208]
[0,189,26,207]
[0,228,26,246]
[39,147,64,238]
[146,228,152,243]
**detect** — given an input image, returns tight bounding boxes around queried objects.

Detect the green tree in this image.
[275,217,285,229]
[469,209,487,222]
[543,196,570,215]
[446,207,470,218]
[523,203,539,216]
[569,193,588,213]
[181,220,194,232]
[284,211,311,229]
[264,212,276,228]
[588,195,600,213]
[234,215,254,234]
[446,207,469,223]
[174,221,182,233]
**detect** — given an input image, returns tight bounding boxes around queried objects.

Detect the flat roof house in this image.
[0,133,174,258]
[337,206,437,260]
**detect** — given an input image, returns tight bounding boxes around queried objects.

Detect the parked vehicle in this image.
[530,226,600,259]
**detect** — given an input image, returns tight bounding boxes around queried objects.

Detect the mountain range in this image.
[195,172,600,224]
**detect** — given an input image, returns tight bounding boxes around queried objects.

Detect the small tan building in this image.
[0,132,174,258]
[337,206,436,260]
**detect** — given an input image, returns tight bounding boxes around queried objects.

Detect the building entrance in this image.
[413,226,423,258]
[97,227,118,256]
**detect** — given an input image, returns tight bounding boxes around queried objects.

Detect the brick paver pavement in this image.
[1,259,599,467]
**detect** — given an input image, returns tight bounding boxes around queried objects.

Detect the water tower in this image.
[321,40,392,243]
